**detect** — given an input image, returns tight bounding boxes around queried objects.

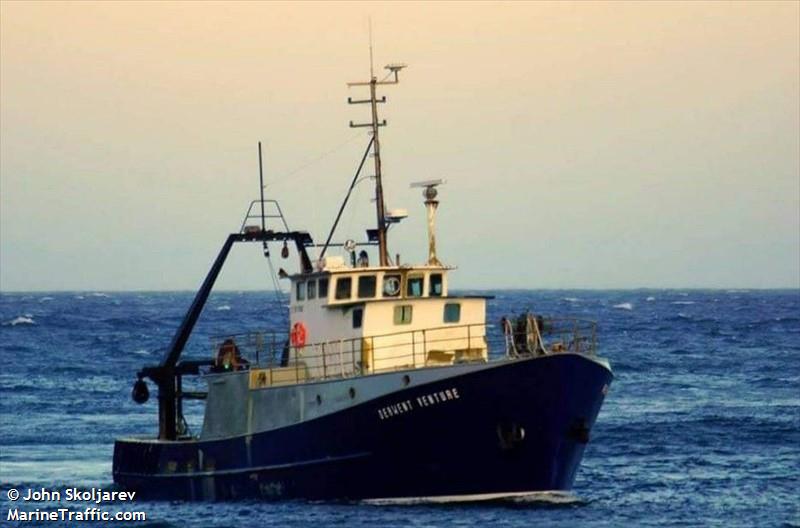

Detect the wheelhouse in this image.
[280,262,489,381]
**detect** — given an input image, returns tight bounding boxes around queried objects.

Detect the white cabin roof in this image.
[290,263,455,280]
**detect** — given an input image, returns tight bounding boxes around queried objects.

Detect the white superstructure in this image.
[286,261,488,379]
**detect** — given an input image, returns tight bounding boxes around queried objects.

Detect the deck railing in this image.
[208,317,597,386]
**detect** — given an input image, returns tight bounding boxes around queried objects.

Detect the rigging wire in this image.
[264,247,288,330]
[267,132,364,188]
[261,72,390,190]
[319,137,375,259]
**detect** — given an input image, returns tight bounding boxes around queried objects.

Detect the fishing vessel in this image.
[113,62,613,502]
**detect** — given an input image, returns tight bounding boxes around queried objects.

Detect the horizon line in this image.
[1,287,799,294]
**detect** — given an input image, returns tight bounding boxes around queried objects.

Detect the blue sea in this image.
[1,290,798,527]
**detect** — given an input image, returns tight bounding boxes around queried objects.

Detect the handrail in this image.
[209,319,596,350]
[207,317,598,385]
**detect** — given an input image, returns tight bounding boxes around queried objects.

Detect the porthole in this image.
[383,275,401,297]
[402,375,411,386]
[349,387,356,399]
[316,394,322,405]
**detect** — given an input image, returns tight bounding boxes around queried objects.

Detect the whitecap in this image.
[74,295,85,300]
[215,305,232,311]
[133,349,150,356]
[39,297,54,302]
[4,316,35,326]
[613,302,633,310]
[562,297,579,303]
[671,301,695,305]
[646,296,656,302]
[89,292,110,298]
[363,490,583,505]
[507,490,585,505]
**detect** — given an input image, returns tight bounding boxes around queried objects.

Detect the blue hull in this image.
[113,354,612,501]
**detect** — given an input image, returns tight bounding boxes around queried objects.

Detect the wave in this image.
[4,316,35,326]
[133,349,151,356]
[39,297,54,302]
[671,301,696,305]
[646,296,656,301]
[363,490,584,506]
[562,297,579,302]
[89,292,110,298]
[215,305,232,311]
[613,302,633,310]
[506,490,586,506]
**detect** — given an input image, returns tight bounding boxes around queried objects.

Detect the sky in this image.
[1,1,798,291]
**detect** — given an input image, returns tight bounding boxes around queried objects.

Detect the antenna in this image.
[348,35,407,267]
[368,18,374,79]
[258,141,268,257]
[258,142,266,232]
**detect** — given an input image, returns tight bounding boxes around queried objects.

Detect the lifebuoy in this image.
[291,322,307,347]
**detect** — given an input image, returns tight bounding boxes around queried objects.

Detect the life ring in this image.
[291,322,307,347]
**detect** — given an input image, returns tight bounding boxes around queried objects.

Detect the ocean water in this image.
[1,290,798,527]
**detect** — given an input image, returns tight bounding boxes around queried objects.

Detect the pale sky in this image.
[1,1,798,291]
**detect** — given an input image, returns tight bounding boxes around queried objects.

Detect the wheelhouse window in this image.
[358,275,377,298]
[443,303,461,323]
[318,278,329,299]
[430,273,443,297]
[393,305,413,325]
[335,277,352,300]
[352,308,363,329]
[296,281,306,301]
[307,280,317,300]
[383,274,401,297]
[407,275,424,298]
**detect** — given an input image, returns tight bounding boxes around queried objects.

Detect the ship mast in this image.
[348,40,406,266]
